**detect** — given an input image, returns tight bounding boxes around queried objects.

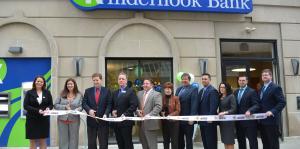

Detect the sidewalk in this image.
[1,136,299,149]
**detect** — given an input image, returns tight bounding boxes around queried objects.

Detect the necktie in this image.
[237,88,244,104]
[260,86,266,100]
[95,88,100,105]
[141,91,148,110]
[201,88,206,100]
[178,87,186,97]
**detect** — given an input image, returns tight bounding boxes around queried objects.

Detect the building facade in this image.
[0,0,300,147]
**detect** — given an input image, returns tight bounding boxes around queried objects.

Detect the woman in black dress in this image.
[218,82,237,149]
[23,76,53,149]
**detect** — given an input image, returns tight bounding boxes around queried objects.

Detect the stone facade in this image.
[0,0,300,146]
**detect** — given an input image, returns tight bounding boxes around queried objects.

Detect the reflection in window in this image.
[106,59,172,92]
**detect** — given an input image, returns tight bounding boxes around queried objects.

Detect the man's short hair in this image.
[92,73,102,79]
[181,73,191,81]
[261,69,272,76]
[118,72,127,79]
[238,75,248,80]
[143,78,154,85]
[201,73,211,79]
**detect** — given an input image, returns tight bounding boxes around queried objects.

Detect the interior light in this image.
[232,68,256,72]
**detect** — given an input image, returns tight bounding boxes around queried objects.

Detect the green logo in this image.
[72,0,103,7]
[0,59,7,84]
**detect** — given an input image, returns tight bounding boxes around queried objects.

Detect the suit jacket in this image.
[258,82,286,125]
[54,93,83,121]
[197,85,219,126]
[137,89,162,130]
[175,85,198,125]
[161,95,180,116]
[82,86,112,127]
[234,87,260,127]
[112,87,138,127]
[23,89,53,120]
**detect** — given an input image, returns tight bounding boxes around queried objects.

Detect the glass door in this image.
[105,58,173,143]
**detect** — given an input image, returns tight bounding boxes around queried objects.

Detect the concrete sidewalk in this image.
[1,136,299,149]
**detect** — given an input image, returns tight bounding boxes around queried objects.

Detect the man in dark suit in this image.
[82,73,112,149]
[197,73,219,149]
[234,75,260,149]
[111,72,138,149]
[175,73,198,149]
[258,69,286,149]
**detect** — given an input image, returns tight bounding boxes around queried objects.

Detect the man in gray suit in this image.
[137,78,162,149]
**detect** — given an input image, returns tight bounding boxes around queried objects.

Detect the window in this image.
[220,39,278,90]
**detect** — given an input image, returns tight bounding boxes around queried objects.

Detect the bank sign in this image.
[70,0,253,14]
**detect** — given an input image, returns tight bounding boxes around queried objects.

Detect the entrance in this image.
[220,39,279,91]
[105,58,173,143]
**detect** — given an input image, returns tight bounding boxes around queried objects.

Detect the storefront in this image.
[0,0,300,147]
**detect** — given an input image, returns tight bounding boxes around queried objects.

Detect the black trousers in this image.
[87,123,109,149]
[162,120,179,149]
[236,124,258,149]
[114,125,134,149]
[178,123,194,149]
[200,124,217,149]
[259,124,280,149]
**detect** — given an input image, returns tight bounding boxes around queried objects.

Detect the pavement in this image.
[1,136,300,149]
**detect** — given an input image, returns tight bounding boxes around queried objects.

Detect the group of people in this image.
[23,69,286,149]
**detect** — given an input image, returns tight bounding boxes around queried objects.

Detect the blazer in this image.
[219,94,237,114]
[175,85,198,116]
[23,89,53,120]
[82,86,112,127]
[161,95,180,116]
[258,82,286,125]
[137,89,162,130]
[197,85,219,126]
[234,87,260,127]
[54,93,83,121]
[112,87,138,127]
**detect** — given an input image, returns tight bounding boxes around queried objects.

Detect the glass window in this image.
[221,41,274,58]
[106,59,172,92]
[221,39,278,91]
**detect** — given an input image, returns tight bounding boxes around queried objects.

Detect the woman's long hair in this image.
[218,81,233,98]
[60,78,80,98]
[32,75,46,90]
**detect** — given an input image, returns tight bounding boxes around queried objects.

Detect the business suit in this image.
[112,87,138,149]
[258,82,286,149]
[175,85,198,149]
[197,85,219,149]
[234,86,260,149]
[54,93,83,149]
[82,86,112,149]
[23,89,53,139]
[137,89,162,149]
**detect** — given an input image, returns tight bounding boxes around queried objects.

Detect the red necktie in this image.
[95,88,100,105]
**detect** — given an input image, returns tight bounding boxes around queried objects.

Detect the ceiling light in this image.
[232,68,256,72]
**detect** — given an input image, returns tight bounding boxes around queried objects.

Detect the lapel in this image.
[90,87,96,106]
[31,90,39,105]
[201,85,210,102]
[144,89,154,108]
[117,87,128,104]
[239,87,249,104]
[98,86,105,106]
[262,82,273,100]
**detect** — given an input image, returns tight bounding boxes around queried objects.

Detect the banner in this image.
[44,110,267,122]
[70,0,253,14]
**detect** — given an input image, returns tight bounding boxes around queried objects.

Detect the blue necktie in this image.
[260,86,266,100]
[237,88,244,104]
[178,87,186,97]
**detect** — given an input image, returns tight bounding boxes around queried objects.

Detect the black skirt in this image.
[25,116,50,139]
